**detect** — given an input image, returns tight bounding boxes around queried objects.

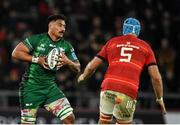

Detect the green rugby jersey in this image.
[21,33,78,86]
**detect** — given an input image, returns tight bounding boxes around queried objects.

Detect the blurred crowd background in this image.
[0,0,180,110]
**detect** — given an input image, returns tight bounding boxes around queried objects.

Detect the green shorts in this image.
[20,83,65,109]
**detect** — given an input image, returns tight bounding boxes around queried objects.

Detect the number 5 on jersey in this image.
[119,47,133,62]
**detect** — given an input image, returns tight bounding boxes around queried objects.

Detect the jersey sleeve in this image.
[145,47,157,66]
[66,43,78,61]
[23,35,39,51]
[96,43,108,61]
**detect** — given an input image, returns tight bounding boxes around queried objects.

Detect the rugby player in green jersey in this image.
[12,14,80,124]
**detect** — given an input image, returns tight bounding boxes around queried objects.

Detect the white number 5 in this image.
[119,47,133,62]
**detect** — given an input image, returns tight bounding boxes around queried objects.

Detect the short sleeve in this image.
[96,43,108,61]
[145,47,157,66]
[23,35,39,51]
[66,43,78,61]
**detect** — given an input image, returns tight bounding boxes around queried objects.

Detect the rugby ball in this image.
[47,48,59,70]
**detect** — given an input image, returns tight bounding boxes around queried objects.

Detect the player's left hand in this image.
[56,53,71,68]
[77,74,85,83]
[38,56,50,70]
[156,97,167,114]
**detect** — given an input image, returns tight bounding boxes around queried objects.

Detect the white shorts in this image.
[44,98,73,120]
[100,90,136,122]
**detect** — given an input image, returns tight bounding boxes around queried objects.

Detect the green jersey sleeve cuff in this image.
[23,38,33,51]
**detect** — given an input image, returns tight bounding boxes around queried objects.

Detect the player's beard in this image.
[57,32,64,38]
[58,31,64,38]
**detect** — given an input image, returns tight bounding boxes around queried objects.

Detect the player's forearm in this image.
[148,65,164,99]
[68,60,80,73]
[82,62,96,80]
[152,77,167,114]
[151,77,163,99]
[12,50,33,62]
[82,57,103,80]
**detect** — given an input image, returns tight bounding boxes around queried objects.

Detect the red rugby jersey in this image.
[97,34,157,99]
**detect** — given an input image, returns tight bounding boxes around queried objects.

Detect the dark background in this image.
[0,0,180,119]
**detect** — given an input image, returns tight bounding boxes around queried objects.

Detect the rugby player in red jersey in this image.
[78,17,166,124]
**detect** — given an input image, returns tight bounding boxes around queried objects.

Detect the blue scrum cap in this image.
[123,17,141,36]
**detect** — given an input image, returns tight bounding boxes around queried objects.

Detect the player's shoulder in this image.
[108,35,135,43]
[59,39,74,52]
[105,36,123,45]
[135,37,155,54]
[36,33,48,38]
[61,38,72,46]
[27,33,47,40]
[137,38,152,48]
[62,38,70,43]
[109,35,123,42]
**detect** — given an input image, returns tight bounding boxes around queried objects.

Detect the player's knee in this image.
[99,112,113,123]
[62,113,75,124]
[21,116,36,124]
[21,109,37,124]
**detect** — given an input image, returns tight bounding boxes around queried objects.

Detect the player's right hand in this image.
[38,56,49,70]
[156,97,167,114]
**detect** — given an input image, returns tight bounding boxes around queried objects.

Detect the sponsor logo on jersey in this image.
[71,52,77,60]
[25,103,33,106]
[117,44,139,49]
[127,42,131,44]
[40,44,45,47]
[49,44,56,47]
[37,46,45,51]
[37,44,46,51]
[70,48,74,52]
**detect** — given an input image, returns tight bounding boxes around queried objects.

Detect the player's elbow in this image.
[86,61,99,73]
[76,64,81,73]
[11,50,22,62]
[151,75,162,85]
[73,63,80,73]
[11,50,18,59]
